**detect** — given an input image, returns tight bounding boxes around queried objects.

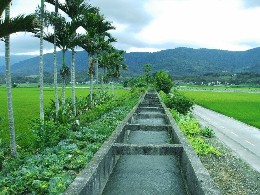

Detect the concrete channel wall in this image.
[64,91,221,195]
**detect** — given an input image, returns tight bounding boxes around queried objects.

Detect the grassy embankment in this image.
[180,88,260,129]
[0,86,128,147]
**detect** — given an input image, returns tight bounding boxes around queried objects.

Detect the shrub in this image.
[166,107,220,156]
[123,80,128,88]
[31,119,70,149]
[153,70,173,94]
[171,93,194,114]
[0,139,7,170]
[188,136,221,156]
[160,91,194,114]
[127,76,147,88]
[169,111,221,156]
[201,126,215,138]
[12,83,18,88]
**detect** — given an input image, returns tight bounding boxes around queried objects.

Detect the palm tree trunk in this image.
[102,67,107,97]
[115,78,118,97]
[109,82,111,96]
[62,78,65,105]
[88,55,94,106]
[95,56,99,86]
[71,48,76,116]
[101,75,104,98]
[90,74,93,107]
[5,4,17,157]
[39,0,44,122]
[54,0,59,117]
[61,49,66,106]
[112,81,115,96]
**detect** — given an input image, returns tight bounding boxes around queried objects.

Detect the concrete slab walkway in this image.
[102,93,188,195]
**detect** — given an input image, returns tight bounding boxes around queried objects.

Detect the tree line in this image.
[0,0,126,157]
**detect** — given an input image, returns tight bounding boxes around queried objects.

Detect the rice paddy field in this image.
[180,88,260,129]
[0,86,128,147]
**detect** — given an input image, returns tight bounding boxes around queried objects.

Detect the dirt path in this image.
[192,105,260,172]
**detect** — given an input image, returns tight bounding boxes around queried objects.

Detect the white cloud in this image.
[137,0,260,51]
[2,0,260,55]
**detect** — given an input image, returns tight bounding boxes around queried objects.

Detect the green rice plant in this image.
[181,90,260,128]
[0,87,129,148]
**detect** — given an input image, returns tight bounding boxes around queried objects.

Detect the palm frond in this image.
[42,33,55,44]
[0,14,40,38]
[0,0,11,16]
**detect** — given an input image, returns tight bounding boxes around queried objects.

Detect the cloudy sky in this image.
[1,0,260,55]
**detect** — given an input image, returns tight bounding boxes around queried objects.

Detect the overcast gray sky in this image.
[1,0,260,55]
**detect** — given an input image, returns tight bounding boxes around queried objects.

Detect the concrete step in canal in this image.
[65,90,221,195]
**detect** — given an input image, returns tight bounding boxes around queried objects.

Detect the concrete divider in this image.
[112,143,183,155]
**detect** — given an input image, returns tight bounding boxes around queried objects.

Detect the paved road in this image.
[192,105,260,172]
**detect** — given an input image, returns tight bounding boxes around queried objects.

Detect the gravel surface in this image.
[199,136,260,195]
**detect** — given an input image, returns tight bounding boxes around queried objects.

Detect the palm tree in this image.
[79,32,96,105]
[53,0,59,117]
[79,12,115,103]
[51,4,113,106]
[3,1,16,158]
[45,0,99,115]
[95,35,116,95]
[39,0,45,124]
[98,47,127,96]
[1,0,39,157]
[36,0,60,117]
[82,13,115,87]
[0,0,38,37]
[40,13,80,106]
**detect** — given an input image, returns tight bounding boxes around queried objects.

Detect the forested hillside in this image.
[125,47,260,76]
[1,47,260,77]
[0,55,36,68]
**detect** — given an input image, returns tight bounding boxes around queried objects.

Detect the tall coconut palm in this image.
[49,2,111,107]
[80,35,114,103]
[53,0,59,117]
[98,46,127,96]
[82,12,115,85]
[4,2,16,158]
[36,0,59,116]
[79,12,115,103]
[45,0,98,115]
[1,0,39,157]
[79,32,96,105]
[39,0,45,124]
[39,14,80,106]
[95,35,116,94]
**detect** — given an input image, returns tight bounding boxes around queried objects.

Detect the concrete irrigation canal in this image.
[64,91,221,195]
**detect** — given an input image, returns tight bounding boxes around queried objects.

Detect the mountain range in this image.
[1,47,260,77]
[0,55,36,68]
